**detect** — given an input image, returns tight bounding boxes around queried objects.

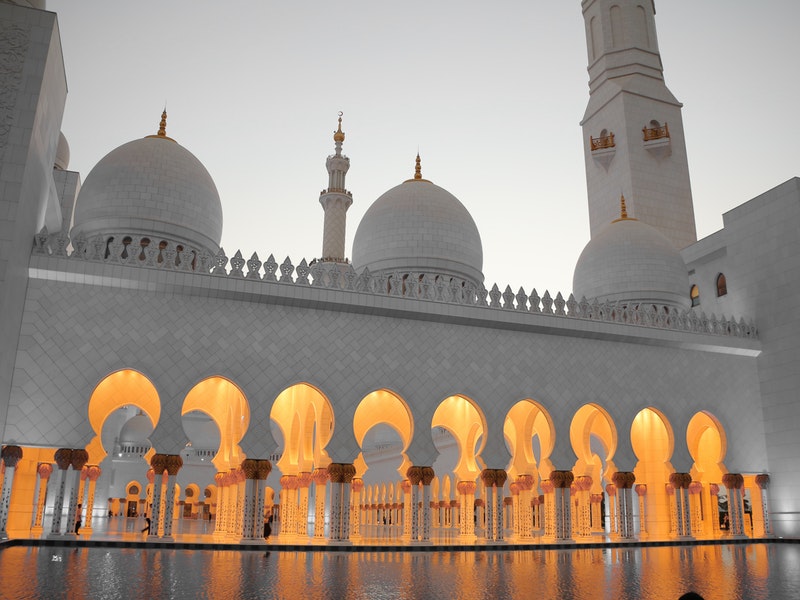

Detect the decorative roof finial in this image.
[146,107,176,142]
[414,153,422,180]
[157,109,167,137]
[620,193,628,219]
[333,111,345,144]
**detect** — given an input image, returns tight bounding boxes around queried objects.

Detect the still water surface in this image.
[0,543,796,600]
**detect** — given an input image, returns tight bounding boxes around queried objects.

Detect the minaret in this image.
[580,0,696,250]
[319,112,353,263]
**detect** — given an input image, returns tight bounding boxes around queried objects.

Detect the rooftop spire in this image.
[333,111,345,156]
[612,193,637,223]
[157,109,167,137]
[414,153,422,180]
[145,108,176,142]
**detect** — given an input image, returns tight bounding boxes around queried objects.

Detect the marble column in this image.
[722,473,746,537]
[148,454,167,540]
[296,472,312,539]
[240,459,260,541]
[48,449,73,537]
[256,460,272,538]
[606,483,618,535]
[550,470,574,542]
[64,450,89,537]
[708,483,721,536]
[669,472,693,539]
[575,476,593,539]
[279,475,298,540]
[350,478,363,541]
[406,467,422,542]
[83,466,102,534]
[0,446,23,539]
[420,467,434,542]
[327,463,355,543]
[456,480,476,543]
[518,475,534,541]
[212,472,225,537]
[508,481,520,540]
[312,468,328,541]
[612,472,636,539]
[754,474,772,537]
[634,484,647,538]
[689,481,703,536]
[32,463,53,536]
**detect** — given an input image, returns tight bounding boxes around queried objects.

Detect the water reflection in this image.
[0,544,795,599]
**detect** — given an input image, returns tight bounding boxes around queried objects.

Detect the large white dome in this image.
[71,119,223,254]
[573,213,690,309]
[352,164,483,287]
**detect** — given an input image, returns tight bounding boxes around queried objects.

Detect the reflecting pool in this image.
[0,543,796,600]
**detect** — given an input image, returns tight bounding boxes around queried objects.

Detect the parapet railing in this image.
[32,229,758,339]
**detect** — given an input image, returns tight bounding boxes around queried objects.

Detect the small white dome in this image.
[352,165,483,287]
[54,131,69,170]
[119,413,154,444]
[71,120,223,254]
[573,215,690,309]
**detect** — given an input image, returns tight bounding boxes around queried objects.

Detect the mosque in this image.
[1,0,798,546]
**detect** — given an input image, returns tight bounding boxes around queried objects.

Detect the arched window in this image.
[716,273,727,297]
[690,284,700,307]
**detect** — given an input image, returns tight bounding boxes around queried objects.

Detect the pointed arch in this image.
[86,369,161,464]
[181,376,250,472]
[270,382,334,476]
[504,399,556,486]
[570,403,618,490]
[353,389,414,480]
[431,394,486,482]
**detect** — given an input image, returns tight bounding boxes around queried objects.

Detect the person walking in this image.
[141,516,151,535]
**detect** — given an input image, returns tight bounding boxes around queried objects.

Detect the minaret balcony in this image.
[642,122,672,159]
[590,132,616,171]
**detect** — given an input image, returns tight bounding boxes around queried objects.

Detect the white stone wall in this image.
[9,255,767,479]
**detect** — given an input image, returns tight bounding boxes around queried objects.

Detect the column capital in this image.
[54,448,73,470]
[70,449,89,471]
[1,445,23,468]
[755,474,770,490]
[457,480,477,495]
[87,465,102,481]
[37,463,53,480]
[634,484,647,497]
[164,454,183,476]
[550,470,574,489]
[668,472,692,489]
[722,473,744,490]
[612,471,635,489]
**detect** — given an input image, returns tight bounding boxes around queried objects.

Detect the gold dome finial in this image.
[612,193,637,223]
[404,152,431,183]
[157,109,167,137]
[333,111,345,143]
[145,107,176,142]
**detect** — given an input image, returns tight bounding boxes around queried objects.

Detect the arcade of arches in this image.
[0,370,773,544]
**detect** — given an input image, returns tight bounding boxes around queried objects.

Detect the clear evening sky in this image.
[47,1,799,296]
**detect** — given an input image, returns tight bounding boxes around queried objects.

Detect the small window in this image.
[716,273,727,297]
[690,284,700,307]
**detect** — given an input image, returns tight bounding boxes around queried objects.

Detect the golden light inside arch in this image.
[353,389,414,480]
[86,369,161,464]
[431,394,486,482]
[270,383,334,475]
[570,403,618,489]
[687,410,727,483]
[182,376,250,472]
[631,406,674,463]
[503,399,555,481]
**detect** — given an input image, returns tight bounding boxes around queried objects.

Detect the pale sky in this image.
[47,1,800,296]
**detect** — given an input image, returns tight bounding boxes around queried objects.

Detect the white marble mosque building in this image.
[1,0,798,545]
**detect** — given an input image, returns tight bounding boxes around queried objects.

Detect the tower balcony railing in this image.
[590,133,615,150]
[643,123,670,141]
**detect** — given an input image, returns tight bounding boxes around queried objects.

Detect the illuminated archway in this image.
[431,395,486,483]
[86,369,161,464]
[504,399,556,488]
[570,403,617,492]
[687,411,728,536]
[270,383,334,476]
[182,377,250,472]
[353,389,414,480]
[631,407,674,536]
